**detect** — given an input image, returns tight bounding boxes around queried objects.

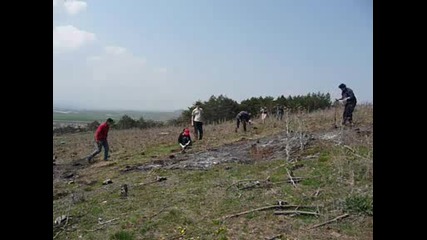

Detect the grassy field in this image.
[53,104,373,239]
[53,109,182,122]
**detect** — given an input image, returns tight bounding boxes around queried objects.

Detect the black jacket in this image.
[178,134,192,145]
[236,111,251,121]
[342,88,357,103]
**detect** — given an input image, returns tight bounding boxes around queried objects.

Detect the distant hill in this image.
[53,108,183,123]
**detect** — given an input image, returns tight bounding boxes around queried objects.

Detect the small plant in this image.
[344,195,373,216]
[110,230,134,240]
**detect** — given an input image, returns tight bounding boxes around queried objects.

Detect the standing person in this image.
[178,128,192,153]
[235,111,252,132]
[276,105,284,121]
[336,83,357,126]
[86,118,114,163]
[191,103,204,140]
[260,107,268,123]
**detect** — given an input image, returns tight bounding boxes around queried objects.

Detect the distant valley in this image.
[53,107,183,123]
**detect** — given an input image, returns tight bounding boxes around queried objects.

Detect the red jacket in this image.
[95,122,110,141]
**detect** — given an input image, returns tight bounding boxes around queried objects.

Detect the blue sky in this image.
[53,0,372,111]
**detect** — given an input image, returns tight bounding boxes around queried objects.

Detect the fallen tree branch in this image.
[274,210,319,216]
[219,205,317,220]
[307,213,349,230]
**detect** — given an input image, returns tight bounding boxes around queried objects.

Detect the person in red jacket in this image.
[178,128,192,153]
[87,118,114,163]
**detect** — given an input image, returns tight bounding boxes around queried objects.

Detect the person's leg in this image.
[343,104,351,125]
[243,120,247,132]
[193,124,199,139]
[102,140,109,160]
[347,103,356,124]
[197,122,203,140]
[236,118,240,132]
[88,141,102,162]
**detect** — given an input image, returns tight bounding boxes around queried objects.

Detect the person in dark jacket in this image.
[178,128,192,153]
[87,118,114,163]
[336,83,357,126]
[235,111,252,132]
[276,105,284,121]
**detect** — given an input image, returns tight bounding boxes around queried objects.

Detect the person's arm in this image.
[336,91,349,101]
[191,109,194,126]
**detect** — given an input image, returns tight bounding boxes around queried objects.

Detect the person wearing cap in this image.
[178,128,192,153]
[235,111,252,132]
[191,103,204,140]
[335,83,357,126]
[86,118,114,163]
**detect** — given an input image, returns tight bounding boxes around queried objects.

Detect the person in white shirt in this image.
[191,103,204,140]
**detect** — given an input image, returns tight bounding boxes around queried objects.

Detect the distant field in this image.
[53,109,182,122]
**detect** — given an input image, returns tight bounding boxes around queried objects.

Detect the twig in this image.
[313,188,322,197]
[137,176,167,187]
[226,179,258,190]
[274,210,319,216]
[219,205,317,220]
[307,213,349,230]
[53,197,73,239]
[148,206,167,219]
[266,233,284,240]
[84,218,120,232]
[53,230,62,239]
[99,217,120,225]
[285,168,297,188]
[343,145,371,160]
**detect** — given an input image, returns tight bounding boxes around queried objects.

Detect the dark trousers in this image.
[193,121,203,140]
[88,140,109,160]
[343,102,356,125]
[236,118,247,132]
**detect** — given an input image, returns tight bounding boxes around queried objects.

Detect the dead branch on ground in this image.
[285,168,297,188]
[226,177,271,190]
[307,213,349,230]
[274,210,319,216]
[342,145,371,161]
[219,204,317,221]
[137,176,167,187]
[84,218,120,232]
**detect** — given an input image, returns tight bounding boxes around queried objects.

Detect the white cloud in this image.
[53,0,58,7]
[53,25,96,53]
[55,47,184,110]
[64,0,87,15]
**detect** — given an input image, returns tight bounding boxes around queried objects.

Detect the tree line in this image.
[171,92,331,125]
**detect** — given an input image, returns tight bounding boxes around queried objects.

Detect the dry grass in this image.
[53,104,373,240]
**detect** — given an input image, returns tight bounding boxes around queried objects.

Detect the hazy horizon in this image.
[53,0,372,112]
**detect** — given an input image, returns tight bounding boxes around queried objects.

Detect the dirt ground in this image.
[53,125,372,184]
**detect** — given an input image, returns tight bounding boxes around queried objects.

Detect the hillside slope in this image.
[53,104,373,239]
